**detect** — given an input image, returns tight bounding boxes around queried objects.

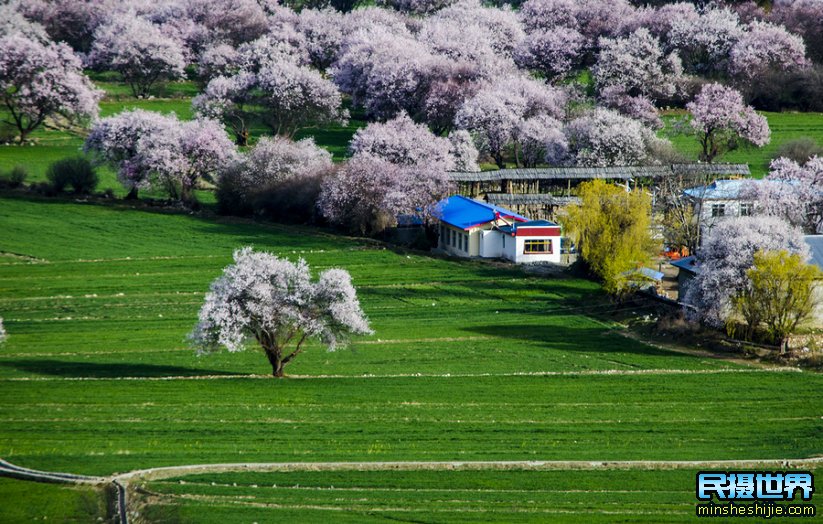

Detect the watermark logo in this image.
[696,471,816,518]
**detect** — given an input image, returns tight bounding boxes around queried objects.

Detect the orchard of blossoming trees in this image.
[1,0,822,228]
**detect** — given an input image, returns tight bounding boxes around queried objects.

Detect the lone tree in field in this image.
[685,83,770,163]
[190,248,372,377]
[0,317,6,344]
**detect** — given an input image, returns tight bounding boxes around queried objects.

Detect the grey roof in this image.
[485,193,581,206]
[805,236,823,271]
[449,164,750,182]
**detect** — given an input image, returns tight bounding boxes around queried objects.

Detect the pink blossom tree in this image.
[0,34,101,143]
[296,8,345,70]
[729,21,808,80]
[190,247,372,377]
[224,136,332,195]
[517,114,568,167]
[683,216,809,327]
[770,0,823,65]
[448,130,480,172]
[564,108,665,167]
[378,0,459,15]
[349,113,453,169]
[685,83,770,163]
[85,110,236,203]
[455,76,567,168]
[138,117,238,203]
[1,1,50,44]
[668,7,743,75]
[514,27,585,81]
[319,154,453,235]
[332,26,436,120]
[88,12,186,97]
[593,28,682,101]
[194,56,347,142]
[747,156,823,233]
[84,109,178,198]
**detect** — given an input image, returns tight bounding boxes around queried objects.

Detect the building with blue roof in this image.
[683,179,760,228]
[436,195,563,263]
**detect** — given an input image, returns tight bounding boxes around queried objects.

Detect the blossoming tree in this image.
[0,34,101,143]
[685,83,770,163]
[190,247,372,377]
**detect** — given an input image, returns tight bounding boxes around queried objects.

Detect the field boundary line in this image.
[0,367,802,382]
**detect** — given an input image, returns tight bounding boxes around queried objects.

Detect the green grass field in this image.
[662,111,823,178]
[0,194,821,521]
[136,468,823,522]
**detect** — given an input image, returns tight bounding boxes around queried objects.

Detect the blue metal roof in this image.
[436,195,528,230]
[670,255,700,275]
[684,179,756,200]
[498,219,560,235]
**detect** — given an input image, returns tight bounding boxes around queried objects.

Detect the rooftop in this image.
[683,179,758,200]
[498,219,560,235]
[436,195,527,230]
[449,164,750,183]
[670,255,700,275]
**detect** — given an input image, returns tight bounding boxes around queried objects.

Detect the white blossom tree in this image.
[85,110,236,203]
[684,216,809,327]
[190,247,372,377]
[729,21,808,80]
[564,108,665,167]
[0,317,6,344]
[88,12,186,97]
[685,83,770,163]
[349,113,454,169]
[746,156,823,233]
[0,34,101,143]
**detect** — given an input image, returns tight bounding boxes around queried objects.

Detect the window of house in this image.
[461,234,466,251]
[711,204,726,217]
[740,203,753,217]
[502,236,506,248]
[524,239,552,254]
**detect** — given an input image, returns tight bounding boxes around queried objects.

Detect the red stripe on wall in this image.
[516,227,561,237]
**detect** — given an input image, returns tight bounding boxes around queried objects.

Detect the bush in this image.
[46,157,98,194]
[253,172,328,224]
[0,165,28,188]
[773,138,823,165]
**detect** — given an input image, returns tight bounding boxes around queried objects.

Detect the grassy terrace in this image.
[0,195,820,484]
[138,468,823,522]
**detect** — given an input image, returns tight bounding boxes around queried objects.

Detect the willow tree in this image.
[562,179,658,294]
[734,250,821,347]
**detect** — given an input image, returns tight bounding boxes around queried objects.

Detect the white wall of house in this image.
[510,235,562,264]
[479,230,502,258]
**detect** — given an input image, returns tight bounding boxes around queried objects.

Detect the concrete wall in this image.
[511,236,562,264]
[479,230,502,258]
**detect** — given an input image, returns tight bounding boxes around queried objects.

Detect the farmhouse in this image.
[683,179,759,238]
[436,195,563,263]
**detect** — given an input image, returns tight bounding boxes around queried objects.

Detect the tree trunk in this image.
[264,346,285,378]
[125,187,139,200]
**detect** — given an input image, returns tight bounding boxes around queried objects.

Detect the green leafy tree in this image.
[733,250,821,346]
[562,179,658,295]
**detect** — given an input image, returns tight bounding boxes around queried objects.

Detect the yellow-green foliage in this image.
[734,250,821,345]
[562,180,658,294]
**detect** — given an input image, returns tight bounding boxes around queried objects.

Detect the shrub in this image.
[745,66,823,112]
[773,138,823,166]
[253,172,329,224]
[1,165,28,188]
[46,157,98,194]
